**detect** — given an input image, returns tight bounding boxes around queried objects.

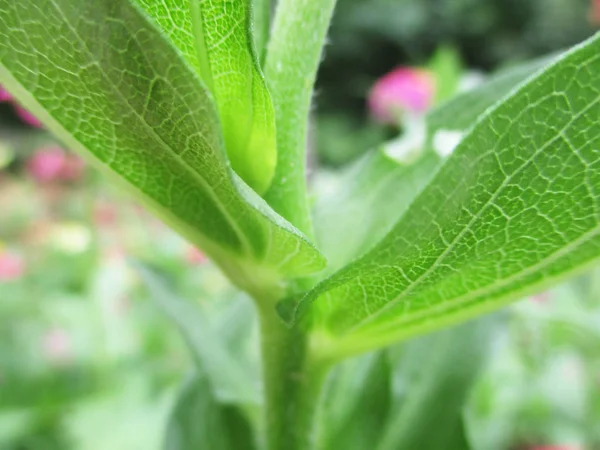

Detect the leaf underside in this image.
[134,0,277,194]
[0,0,325,284]
[299,32,600,352]
[313,52,552,278]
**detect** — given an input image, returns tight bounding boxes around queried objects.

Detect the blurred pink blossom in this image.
[26,147,85,183]
[0,86,12,102]
[93,201,118,227]
[27,147,65,182]
[0,84,42,127]
[14,105,42,128]
[591,0,600,24]
[42,328,73,365]
[368,67,435,124]
[186,247,208,265]
[103,246,126,262]
[59,154,86,181]
[531,292,550,304]
[0,251,25,282]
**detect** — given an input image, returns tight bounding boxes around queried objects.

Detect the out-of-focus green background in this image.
[1,1,599,449]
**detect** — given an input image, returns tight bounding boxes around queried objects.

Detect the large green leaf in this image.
[298,33,600,355]
[134,0,277,194]
[0,0,325,288]
[164,372,257,450]
[312,54,551,276]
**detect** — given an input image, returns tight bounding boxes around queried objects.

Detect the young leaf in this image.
[134,0,277,194]
[299,33,600,355]
[0,0,325,288]
[165,372,257,450]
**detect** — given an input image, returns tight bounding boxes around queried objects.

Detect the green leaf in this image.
[134,0,277,194]
[165,372,257,450]
[137,264,260,406]
[313,150,441,273]
[0,0,325,287]
[376,318,497,450]
[313,54,556,276]
[319,352,392,450]
[299,33,600,355]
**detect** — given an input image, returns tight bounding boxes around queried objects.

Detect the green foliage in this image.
[313,51,554,276]
[1,1,600,449]
[376,318,497,450]
[296,34,600,357]
[0,0,325,294]
[165,373,256,450]
[138,265,260,406]
[134,0,277,194]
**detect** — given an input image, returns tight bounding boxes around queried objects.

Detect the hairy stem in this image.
[263,0,338,237]
[258,303,331,450]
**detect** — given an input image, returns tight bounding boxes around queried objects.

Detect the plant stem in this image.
[252,0,271,64]
[258,303,331,450]
[263,0,338,237]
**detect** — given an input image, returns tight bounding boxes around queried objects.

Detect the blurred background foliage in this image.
[315,0,595,165]
[1,0,599,449]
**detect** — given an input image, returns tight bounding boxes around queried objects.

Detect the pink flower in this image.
[591,0,600,24]
[93,201,117,227]
[26,147,85,183]
[368,68,435,124]
[14,105,42,128]
[0,84,42,127]
[531,292,550,304]
[27,147,65,182]
[42,328,72,365]
[186,247,207,265]
[0,251,25,282]
[0,85,12,102]
[59,154,86,181]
